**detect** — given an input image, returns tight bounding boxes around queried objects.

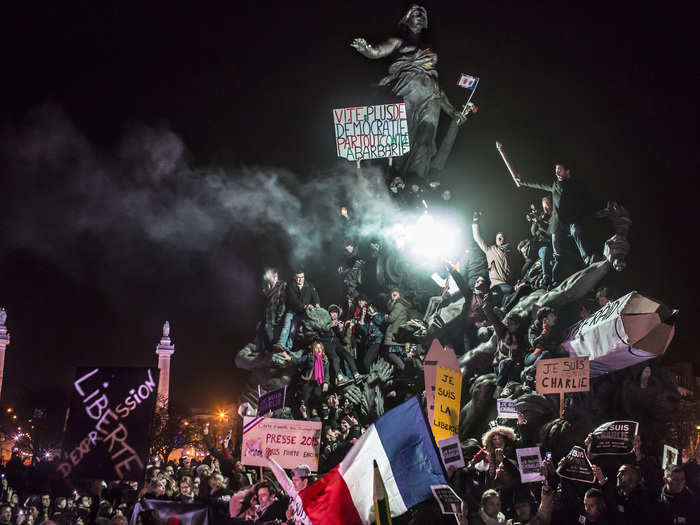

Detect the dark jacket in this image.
[602,480,662,525]
[285,280,320,314]
[262,280,286,326]
[383,298,409,346]
[659,485,700,525]
[520,176,593,233]
[295,353,330,385]
[358,312,384,345]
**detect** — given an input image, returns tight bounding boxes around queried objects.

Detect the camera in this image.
[525,203,539,223]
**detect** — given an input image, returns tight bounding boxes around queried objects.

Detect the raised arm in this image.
[351,37,402,59]
[471,222,489,254]
[266,454,295,497]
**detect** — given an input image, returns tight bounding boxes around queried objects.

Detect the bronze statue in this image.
[351,5,468,182]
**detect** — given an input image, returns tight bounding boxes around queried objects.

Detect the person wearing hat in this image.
[264,449,313,525]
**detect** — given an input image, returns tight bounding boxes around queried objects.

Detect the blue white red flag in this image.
[299,397,445,525]
[457,73,479,89]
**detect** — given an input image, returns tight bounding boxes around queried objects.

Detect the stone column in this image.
[0,308,9,402]
[155,321,175,412]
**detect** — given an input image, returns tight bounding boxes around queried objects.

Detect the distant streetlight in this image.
[6,408,12,413]
[11,415,17,420]
[183,421,189,426]
[218,411,225,419]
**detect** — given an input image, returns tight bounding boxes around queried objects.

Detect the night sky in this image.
[0,3,697,413]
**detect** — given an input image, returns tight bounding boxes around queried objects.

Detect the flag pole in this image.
[461,79,479,117]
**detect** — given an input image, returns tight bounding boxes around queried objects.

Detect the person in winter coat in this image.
[513,163,596,285]
[659,466,700,525]
[483,300,527,399]
[274,270,320,352]
[259,267,286,351]
[326,305,361,384]
[293,341,329,419]
[382,288,410,372]
[356,302,385,373]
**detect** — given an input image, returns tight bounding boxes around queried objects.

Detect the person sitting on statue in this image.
[382,288,410,372]
[483,297,528,399]
[273,269,320,353]
[462,275,492,351]
[337,239,365,303]
[356,301,385,373]
[326,304,362,385]
[472,211,520,307]
[513,163,597,286]
[259,267,286,352]
[529,195,554,288]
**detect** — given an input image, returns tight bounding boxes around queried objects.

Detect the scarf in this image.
[478,508,506,525]
[313,354,325,385]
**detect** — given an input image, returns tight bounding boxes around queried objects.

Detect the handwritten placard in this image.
[535,357,590,395]
[58,367,160,481]
[432,365,462,442]
[333,104,410,161]
[241,417,322,472]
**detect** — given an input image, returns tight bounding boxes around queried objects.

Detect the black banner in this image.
[556,446,595,484]
[58,367,160,481]
[589,420,638,456]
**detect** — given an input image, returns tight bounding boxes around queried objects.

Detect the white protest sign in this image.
[516,447,544,483]
[663,444,679,472]
[332,104,410,161]
[497,398,519,419]
[241,417,322,471]
[438,435,465,469]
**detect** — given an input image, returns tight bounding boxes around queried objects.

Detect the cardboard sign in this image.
[241,417,322,471]
[556,446,595,484]
[535,357,590,394]
[257,386,287,416]
[430,484,462,515]
[433,364,462,442]
[333,104,410,161]
[438,435,465,470]
[563,292,676,378]
[663,444,679,472]
[516,447,544,483]
[497,398,519,419]
[589,421,639,456]
[58,367,160,481]
[424,339,443,429]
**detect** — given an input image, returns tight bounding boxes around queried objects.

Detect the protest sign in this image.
[589,421,639,456]
[430,485,462,515]
[424,339,443,429]
[241,417,322,471]
[497,398,519,419]
[556,446,595,484]
[433,364,462,442]
[563,292,676,378]
[58,367,160,481]
[333,104,410,161]
[516,447,544,483]
[438,435,465,470]
[536,356,590,417]
[663,444,679,472]
[257,386,286,415]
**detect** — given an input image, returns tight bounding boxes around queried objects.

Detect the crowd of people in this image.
[0,164,693,525]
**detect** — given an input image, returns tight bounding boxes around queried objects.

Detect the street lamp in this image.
[218,411,225,419]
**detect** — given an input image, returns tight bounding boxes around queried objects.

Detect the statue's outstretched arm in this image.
[351,37,402,59]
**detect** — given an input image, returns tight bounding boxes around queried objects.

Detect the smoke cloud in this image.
[0,105,399,304]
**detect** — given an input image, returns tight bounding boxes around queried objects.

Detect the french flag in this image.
[299,397,446,525]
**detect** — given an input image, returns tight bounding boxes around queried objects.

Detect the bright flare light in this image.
[385,211,463,266]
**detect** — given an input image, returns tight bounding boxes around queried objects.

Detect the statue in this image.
[351,5,467,182]
[0,308,6,326]
[162,320,170,338]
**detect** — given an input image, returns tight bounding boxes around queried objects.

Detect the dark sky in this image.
[0,3,697,412]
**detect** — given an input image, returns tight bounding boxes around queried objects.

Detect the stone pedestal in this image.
[0,308,10,402]
[155,321,175,412]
